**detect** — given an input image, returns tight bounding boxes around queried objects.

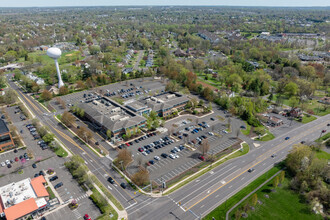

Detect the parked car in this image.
[7,164,11,168]
[1,162,5,167]
[49,176,58,182]
[154,156,160,161]
[39,170,45,176]
[198,155,205,161]
[285,137,290,140]
[32,164,37,168]
[84,214,91,220]
[5,160,10,165]
[54,182,63,189]
[210,117,215,121]
[161,153,168,158]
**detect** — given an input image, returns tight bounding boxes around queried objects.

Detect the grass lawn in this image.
[91,188,118,220]
[46,187,56,199]
[315,150,330,160]
[229,178,323,220]
[297,115,317,124]
[241,122,251,136]
[316,132,330,143]
[255,131,275,141]
[203,164,283,220]
[54,146,68,157]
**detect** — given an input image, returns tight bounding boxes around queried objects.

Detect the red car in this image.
[198,155,205,161]
[322,130,326,133]
[138,148,144,152]
[84,214,91,220]
[14,157,19,162]
[125,143,130,147]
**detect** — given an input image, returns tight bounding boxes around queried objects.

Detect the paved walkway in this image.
[225,169,282,220]
[92,182,128,220]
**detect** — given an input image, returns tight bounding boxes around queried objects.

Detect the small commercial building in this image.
[0,119,15,151]
[0,176,49,220]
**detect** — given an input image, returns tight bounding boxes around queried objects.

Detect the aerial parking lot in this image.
[125,112,241,185]
[52,78,166,111]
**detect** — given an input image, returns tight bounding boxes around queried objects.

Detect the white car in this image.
[174,147,180,152]
[142,152,148,156]
[222,130,228,134]
[174,154,179,159]
[208,132,214,136]
[169,154,175,159]
[154,156,160,161]
[1,162,5,167]
[5,160,10,165]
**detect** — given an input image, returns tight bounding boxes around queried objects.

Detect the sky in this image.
[0,0,328,7]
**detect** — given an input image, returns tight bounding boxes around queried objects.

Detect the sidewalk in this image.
[92,182,128,220]
[225,169,282,220]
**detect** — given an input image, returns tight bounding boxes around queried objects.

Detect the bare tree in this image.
[136,156,143,168]
[131,169,149,186]
[199,139,210,156]
[61,111,75,127]
[117,149,132,169]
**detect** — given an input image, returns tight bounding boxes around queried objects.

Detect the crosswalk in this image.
[72,210,81,219]
[75,193,89,202]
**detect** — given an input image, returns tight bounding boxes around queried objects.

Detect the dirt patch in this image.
[65,53,74,57]
[197,81,218,91]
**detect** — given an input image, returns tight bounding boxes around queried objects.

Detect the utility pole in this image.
[119,160,124,171]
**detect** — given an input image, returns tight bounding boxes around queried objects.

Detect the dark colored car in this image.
[300,141,306,144]
[32,164,37,168]
[39,170,45,176]
[54,182,63,189]
[149,160,154,165]
[120,183,126,189]
[161,153,168,158]
[285,137,290,140]
[7,164,11,168]
[34,173,40,178]
[240,125,246,129]
[248,168,255,173]
[49,176,58,182]
[107,177,115,184]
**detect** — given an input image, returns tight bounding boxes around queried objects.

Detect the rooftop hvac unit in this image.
[166,94,175,99]
[119,116,129,121]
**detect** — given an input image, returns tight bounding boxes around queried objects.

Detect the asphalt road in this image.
[7,77,140,210]
[126,114,330,220]
[8,75,330,220]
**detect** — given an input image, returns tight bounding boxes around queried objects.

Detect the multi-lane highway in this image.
[8,76,330,220]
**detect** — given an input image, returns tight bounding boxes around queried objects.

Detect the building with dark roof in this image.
[0,119,14,151]
[77,97,146,138]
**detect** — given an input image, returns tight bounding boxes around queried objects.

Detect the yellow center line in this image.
[17,88,137,203]
[185,119,329,211]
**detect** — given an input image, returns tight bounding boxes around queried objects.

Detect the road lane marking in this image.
[184,119,329,211]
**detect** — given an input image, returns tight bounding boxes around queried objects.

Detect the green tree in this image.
[43,133,55,143]
[251,193,258,206]
[279,171,285,183]
[284,82,299,98]
[106,129,112,140]
[273,176,279,188]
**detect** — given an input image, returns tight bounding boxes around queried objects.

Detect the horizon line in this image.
[0,5,329,8]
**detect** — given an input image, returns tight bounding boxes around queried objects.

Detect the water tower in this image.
[47,47,64,88]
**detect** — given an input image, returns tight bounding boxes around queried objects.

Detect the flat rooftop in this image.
[0,178,36,210]
[78,97,146,132]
